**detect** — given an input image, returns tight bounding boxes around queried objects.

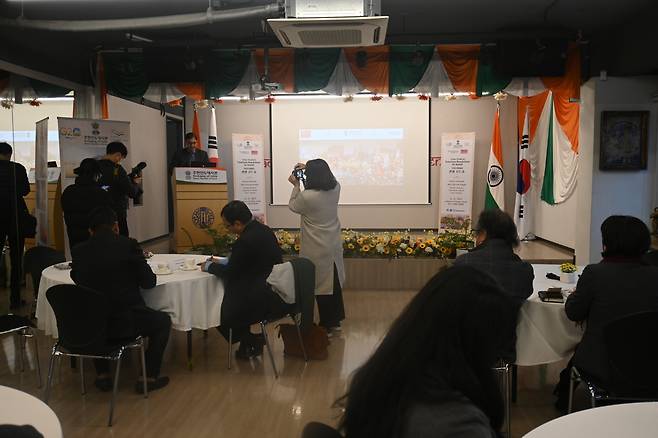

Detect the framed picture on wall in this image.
[600,111,649,170]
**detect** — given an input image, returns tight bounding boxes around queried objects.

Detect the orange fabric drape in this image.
[436,45,480,94]
[344,46,389,95]
[175,83,205,102]
[193,110,202,149]
[254,48,295,93]
[553,94,579,153]
[518,90,550,143]
[541,44,580,100]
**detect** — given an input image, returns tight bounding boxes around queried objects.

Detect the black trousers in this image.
[117,211,129,237]
[316,264,345,328]
[0,222,25,306]
[94,306,172,378]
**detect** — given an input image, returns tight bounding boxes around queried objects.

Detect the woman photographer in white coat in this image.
[288,159,345,334]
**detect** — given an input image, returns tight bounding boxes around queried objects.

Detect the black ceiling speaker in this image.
[495,38,568,77]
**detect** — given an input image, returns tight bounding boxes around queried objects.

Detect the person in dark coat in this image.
[202,200,288,359]
[71,206,171,393]
[168,132,209,172]
[97,142,141,237]
[61,158,111,251]
[553,215,658,410]
[0,142,30,309]
[453,208,534,362]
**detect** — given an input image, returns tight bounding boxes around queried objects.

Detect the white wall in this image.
[575,79,596,264]
[189,96,518,229]
[585,76,658,263]
[108,95,168,243]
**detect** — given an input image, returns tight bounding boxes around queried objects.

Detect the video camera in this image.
[129,161,147,178]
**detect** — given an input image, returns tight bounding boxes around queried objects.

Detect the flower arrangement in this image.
[276,228,474,259]
[560,263,577,273]
[190,227,237,256]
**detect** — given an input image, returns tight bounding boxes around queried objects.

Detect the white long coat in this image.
[288,183,345,295]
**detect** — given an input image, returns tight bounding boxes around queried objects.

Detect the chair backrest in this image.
[23,246,65,293]
[290,257,316,331]
[301,422,342,438]
[46,284,109,354]
[604,311,658,396]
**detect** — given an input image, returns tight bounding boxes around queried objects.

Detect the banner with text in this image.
[439,132,475,232]
[57,117,131,189]
[232,133,267,224]
[35,118,49,246]
[174,167,227,184]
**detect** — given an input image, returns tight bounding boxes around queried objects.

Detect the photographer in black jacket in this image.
[97,142,142,237]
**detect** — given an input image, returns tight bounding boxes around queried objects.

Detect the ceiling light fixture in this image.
[125,32,153,43]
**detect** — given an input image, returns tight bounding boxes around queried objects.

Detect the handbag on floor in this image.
[278,323,329,360]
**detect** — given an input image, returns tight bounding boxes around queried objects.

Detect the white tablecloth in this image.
[35,254,224,338]
[515,264,585,366]
[0,385,63,438]
[524,402,658,438]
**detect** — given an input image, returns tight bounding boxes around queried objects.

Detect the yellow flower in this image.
[405,247,414,255]
[426,239,435,246]
[294,244,300,251]
[361,244,371,252]
[356,237,364,245]
[419,243,426,249]
[347,243,355,250]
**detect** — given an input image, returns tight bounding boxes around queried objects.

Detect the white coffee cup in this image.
[184,258,196,269]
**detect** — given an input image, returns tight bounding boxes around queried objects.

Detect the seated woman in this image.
[336,266,515,438]
[555,215,658,409]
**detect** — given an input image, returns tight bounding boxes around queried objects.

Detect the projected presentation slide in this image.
[271,98,430,205]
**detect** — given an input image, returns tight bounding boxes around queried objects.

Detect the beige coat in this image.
[289,183,345,295]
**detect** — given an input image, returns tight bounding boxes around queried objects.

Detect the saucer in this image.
[155,269,173,275]
[180,266,198,271]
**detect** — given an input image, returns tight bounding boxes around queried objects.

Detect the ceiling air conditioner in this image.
[267,0,388,48]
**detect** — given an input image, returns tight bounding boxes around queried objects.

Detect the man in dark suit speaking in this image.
[169,132,209,172]
[71,206,171,392]
[202,201,288,359]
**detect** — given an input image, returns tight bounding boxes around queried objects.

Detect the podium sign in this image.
[175,168,227,184]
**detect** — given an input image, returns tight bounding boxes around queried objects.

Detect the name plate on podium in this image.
[175,167,227,184]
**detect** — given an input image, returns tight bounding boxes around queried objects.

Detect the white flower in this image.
[424,246,433,253]
[287,238,295,245]
[399,243,408,249]
[281,244,291,250]
[375,243,385,253]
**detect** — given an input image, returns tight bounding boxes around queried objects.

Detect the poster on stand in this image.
[57,117,131,190]
[35,118,49,246]
[439,132,475,232]
[232,133,267,223]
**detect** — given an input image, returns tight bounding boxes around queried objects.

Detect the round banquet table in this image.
[0,385,63,438]
[35,254,224,338]
[523,402,658,438]
[515,264,585,366]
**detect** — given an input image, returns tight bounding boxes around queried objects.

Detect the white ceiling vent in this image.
[268,16,388,48]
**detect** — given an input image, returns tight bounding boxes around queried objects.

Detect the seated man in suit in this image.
[554,215,658,411]
[168,132,209,172]
[202,200,288,359]
[453,208,534,362]
[71,207,171,392]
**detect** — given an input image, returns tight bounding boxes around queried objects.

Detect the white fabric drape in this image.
[504,77,547,97]
[232,53,260,98]
[142,83,186,103]
[413,51,456,97]
[322,50,363,96]
[551,102,579,203]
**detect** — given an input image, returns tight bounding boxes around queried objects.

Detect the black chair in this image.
[493,360,512,438]
[301,422,342,438]
[0,314,41,387]
[44,284,148,426]
[568,311,658,413]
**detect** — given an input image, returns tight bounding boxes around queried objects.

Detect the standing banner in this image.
[35,118,49,246]
[57,117,131,189]
[232,133,267,223]
[439,132,475,232]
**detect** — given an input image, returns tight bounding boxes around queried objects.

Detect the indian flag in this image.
[485,103,505,210]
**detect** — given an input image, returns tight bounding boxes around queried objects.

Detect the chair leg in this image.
[18,332,26,372]
[260,322,278,379]
[511,364,518,403]
[44,348,57,402]
[108,354,123,427]
[79,357,86,395]
[140,341,148,398]
[291,314,308,362]
[227,329,233,370]
[30,330,42,388]
[186,330,193,370]
[505,364,511,438]
[568,367,577,414]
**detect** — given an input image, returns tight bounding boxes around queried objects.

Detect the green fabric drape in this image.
[205,50,252,98]
[103,53,149,99]
[29,78,71,97]
[476,48,512,97]
[541,98,556,205]
[294,48,341,92]
[389,45,434,95]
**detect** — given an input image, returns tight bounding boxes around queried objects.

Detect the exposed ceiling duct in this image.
[0,3,282,32]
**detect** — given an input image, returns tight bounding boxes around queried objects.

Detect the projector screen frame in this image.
[267,95,432,206]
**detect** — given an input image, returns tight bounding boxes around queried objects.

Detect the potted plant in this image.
[560,263,577,284]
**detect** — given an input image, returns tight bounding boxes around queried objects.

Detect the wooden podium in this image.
[172,167,229,253]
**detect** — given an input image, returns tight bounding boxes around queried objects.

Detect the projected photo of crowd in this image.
[299,128,404,186]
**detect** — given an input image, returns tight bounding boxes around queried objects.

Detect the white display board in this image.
[35,118,49,246]
[439,132,475,231]
[232,133,267,223]
[57,117,131,189]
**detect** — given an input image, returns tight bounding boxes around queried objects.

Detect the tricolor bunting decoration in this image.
[485,103,505,210]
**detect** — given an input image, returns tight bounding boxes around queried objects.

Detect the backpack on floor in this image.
[278,323,329,360]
